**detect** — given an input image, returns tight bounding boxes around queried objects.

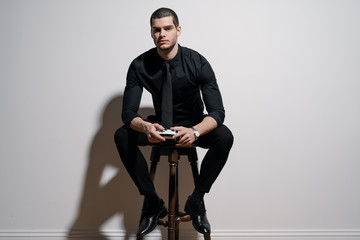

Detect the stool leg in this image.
[168,149,178,240]
[204,233,211,240]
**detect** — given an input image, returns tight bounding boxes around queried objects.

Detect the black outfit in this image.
[114,45,233,195]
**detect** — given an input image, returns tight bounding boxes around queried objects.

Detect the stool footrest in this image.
[157,213,192,228]
[157,219,168,227]
[178,214,192,222]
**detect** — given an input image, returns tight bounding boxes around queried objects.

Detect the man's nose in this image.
[160,29,166,36]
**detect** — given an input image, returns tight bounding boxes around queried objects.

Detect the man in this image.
[114,7,233,237]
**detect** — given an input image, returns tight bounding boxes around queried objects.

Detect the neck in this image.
[157,43,179,61]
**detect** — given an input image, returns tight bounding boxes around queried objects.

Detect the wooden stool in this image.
[138,144,211,240]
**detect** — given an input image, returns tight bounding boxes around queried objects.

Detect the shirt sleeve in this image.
[121,61,143,126]
[198,58,225,126]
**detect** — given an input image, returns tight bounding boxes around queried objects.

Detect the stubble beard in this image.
[157,41,176,54]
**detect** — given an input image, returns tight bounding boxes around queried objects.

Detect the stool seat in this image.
[137,144,210,240]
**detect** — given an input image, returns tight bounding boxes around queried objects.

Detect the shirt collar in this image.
[155,44,182,68]
[167,44,181,67]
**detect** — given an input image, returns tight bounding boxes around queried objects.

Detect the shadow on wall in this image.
[66,94,195,239]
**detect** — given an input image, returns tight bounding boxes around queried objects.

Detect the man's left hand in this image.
[171,126,196,146]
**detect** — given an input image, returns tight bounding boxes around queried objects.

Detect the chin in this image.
[158,44,174,52]
[158,44,169,49]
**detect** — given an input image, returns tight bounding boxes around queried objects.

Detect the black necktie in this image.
[161,62,173,128]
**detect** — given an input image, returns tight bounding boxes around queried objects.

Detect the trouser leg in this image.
[114,125,154,195]
[195,125,234,193]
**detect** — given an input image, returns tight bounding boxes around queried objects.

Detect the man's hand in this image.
[130,117,166,143]
[146,123,166,143]
[172,126,196,146]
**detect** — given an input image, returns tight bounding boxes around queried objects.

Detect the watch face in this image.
[192,127,199,138]
[194,130,199,137]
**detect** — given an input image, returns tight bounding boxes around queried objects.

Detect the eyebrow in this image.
[152,25,174,29]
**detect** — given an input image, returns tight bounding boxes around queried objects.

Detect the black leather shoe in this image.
[137,199,168,237]
[184,196,211,234]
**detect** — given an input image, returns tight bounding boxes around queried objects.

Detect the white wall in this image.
[1,0,359,239]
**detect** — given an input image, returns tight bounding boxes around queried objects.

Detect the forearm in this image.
[130,117,153,133]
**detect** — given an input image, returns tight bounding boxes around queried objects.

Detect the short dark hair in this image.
[150,7,179,27]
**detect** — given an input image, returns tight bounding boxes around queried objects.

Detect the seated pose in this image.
[114,7,233,238]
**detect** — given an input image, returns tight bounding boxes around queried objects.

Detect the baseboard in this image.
[0,229,359,239]
[211,229,360,239]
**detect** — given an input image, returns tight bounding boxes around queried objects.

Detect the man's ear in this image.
[177,26,182,36]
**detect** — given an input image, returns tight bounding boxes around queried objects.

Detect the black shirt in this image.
[122,45,225,127]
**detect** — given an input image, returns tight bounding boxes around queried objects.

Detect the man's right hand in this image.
[130,117,167,143]
[146,123,166,143]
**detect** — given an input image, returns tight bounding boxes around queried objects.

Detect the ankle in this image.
[144,191,161,207]
[190,188,205,202]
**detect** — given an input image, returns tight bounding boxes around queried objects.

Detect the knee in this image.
[207,125,234,151]
[114,126,128,145]
[220,127,234,150]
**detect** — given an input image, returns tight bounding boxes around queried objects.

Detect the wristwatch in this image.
[191,127,200,140]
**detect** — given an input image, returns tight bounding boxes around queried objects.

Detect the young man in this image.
[114,7,233,237]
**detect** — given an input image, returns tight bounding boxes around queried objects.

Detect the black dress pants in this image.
[114,124,234,195]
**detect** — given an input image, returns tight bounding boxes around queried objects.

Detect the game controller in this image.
[157,129,178,139]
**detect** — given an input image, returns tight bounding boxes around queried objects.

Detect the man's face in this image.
[151,16,181,52]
